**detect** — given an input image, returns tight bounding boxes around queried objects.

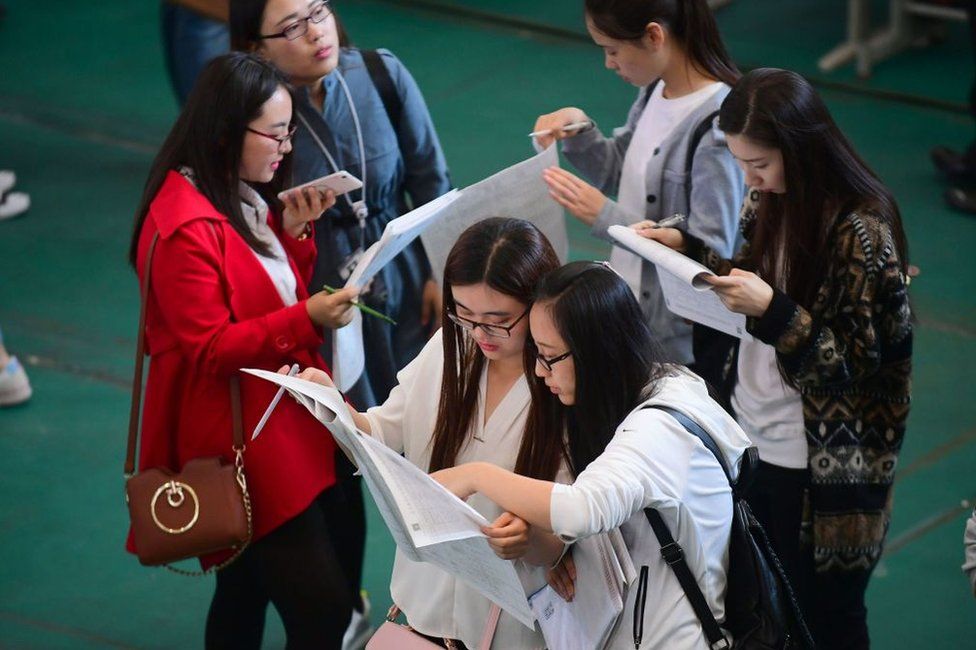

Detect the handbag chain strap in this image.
[126,229,253,575]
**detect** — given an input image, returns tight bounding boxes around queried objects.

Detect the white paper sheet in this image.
[241,368,537,628]
[421,145,569,286]
[330,309,364,392]
[608,225,753,340]
[346,189,461,290]
[528,531,633,650]
[330,190,460,390]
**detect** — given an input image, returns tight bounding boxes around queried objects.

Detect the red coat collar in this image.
[150,171,228,239]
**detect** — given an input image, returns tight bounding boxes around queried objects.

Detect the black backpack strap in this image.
[650,405,731,481]
[641,404,731,650]
[362,49,403,135]
[644,508,729,649]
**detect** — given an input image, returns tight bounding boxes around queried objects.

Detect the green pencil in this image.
[322,285,398,326]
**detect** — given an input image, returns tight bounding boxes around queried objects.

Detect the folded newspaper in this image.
[242,368,536,629]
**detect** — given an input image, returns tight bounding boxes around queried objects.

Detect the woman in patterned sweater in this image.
[637,68,912,650]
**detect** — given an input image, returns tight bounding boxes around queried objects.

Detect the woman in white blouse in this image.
[433,262,752,649]
[295,218,566,649]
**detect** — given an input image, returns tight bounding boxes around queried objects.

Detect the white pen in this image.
[528,120,593,138]
[653,213,687,229]
[251,363,300,441]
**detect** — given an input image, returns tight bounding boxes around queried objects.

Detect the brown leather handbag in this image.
[124,232,252,574]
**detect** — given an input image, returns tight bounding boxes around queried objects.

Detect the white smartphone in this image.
[278,171,363,200]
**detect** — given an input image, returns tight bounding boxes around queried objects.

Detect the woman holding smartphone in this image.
[128,52,359,648]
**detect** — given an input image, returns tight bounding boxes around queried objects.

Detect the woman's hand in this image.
[632,221,686,252]
[542,167,606,226]
[421,279,443,335]
[532,107,590,149]
[430,464,479,501]
[483,512,531,560]
[306,286,359,329]
[547,550,577,602]
[704,268,774,317]
[277,365,336,388]
[281,187,336,238]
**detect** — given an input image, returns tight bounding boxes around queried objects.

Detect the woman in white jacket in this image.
[433,261,752,649]
[296,218,567,649]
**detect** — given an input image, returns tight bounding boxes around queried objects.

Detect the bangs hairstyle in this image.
[718,68,909,311]
[230,0,351,52]
[585,0,739,86]
[429,218,564,480]
[534,262,670,476]
[129,52,294,265]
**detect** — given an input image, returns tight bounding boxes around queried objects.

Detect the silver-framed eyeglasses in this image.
[258,1,332,41]
[246,124,298,151]
[535,350,572,372]
[446,307,529,339]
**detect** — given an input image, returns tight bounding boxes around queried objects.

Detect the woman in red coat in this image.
[128,52,359,649]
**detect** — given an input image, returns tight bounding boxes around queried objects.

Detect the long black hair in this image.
[129,52,294,265]
[430,218,565,480]
[584,0,739,86]
[230,0,351,52]
[533,262,671,476]
[718,68,909,311]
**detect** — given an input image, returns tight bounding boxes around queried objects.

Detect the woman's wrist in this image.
[286,221,313,241]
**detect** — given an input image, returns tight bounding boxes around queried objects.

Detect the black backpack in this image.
[641,405,814,650]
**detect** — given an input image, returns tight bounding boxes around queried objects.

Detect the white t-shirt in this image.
[550,368,752,649]
[730,239,807,469]
[731,342,807,468]
[613,81,725,295]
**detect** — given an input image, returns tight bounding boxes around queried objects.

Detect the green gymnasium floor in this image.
[1,0,974,647]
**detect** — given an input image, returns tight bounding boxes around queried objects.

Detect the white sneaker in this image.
[342,591,375,650]
[0,191,30,221]
[0,170,15,195]
[0,356,32,406]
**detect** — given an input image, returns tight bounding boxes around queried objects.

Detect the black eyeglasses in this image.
[535,350,572,372]
[246,124,298,151]
[258,1,332,41]
[446,307,529,339]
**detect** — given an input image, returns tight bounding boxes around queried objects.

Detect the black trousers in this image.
[745,461,872,650]
[205,487,355,650]
[327,453,368,611]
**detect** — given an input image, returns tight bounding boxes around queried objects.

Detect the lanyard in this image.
[295,69,369,250]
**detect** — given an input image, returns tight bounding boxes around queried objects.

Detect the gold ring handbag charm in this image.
[150,481,200,534]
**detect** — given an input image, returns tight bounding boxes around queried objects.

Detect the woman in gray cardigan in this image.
[534,0,744,368]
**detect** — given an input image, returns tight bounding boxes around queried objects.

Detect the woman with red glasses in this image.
[128,52,360,648]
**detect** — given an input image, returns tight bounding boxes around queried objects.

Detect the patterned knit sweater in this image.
[686,190,913,574]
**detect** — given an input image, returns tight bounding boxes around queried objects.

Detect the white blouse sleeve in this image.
[364,329,443,454]
[549,409,699,543]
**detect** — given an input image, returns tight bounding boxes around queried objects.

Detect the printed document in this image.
[529,530,636,650]
[242,368,537,629]
[331,189,461,390]
[422,145,569,286]
[608,225,753,340]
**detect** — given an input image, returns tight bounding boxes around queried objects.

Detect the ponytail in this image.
[584,0,739,86]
